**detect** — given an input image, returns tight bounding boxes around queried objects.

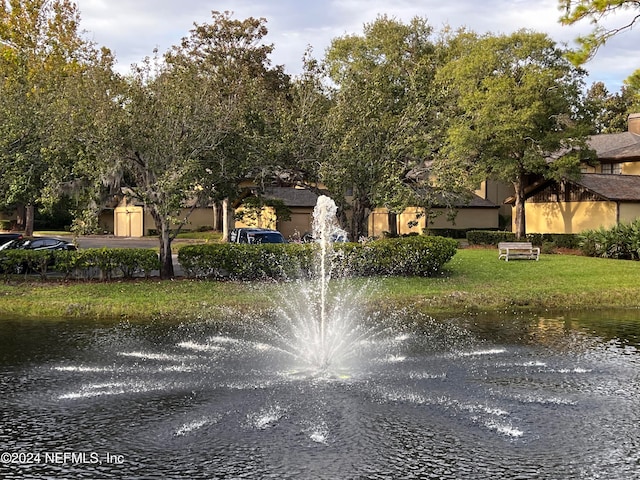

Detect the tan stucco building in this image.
[368,193,500,237]
[511,113,640,234]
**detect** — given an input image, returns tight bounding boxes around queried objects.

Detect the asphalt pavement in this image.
[75,235,159,249]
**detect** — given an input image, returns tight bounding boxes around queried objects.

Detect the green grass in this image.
[377,248,640,314]
[1,248,639,321]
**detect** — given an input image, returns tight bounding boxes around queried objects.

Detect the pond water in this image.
[0,309,639,479]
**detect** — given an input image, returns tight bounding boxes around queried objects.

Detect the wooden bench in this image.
[498,242,540,261]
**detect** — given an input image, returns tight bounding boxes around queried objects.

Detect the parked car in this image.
[301,231,349,243]
[0,237,77,274]
[0,233,23,246]
[228,228,286,244]
[0,237,77,252]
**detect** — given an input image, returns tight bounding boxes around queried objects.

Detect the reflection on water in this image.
[0,310,639,479]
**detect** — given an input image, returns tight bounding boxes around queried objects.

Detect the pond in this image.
[0,309,639,479]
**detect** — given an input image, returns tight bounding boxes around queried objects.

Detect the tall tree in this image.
[559,0,640,65]
[324,16,445,239]
[112,11,288,278]
[0,0,109,235]
[624,68,640,112]
[583,81,636,133]
[436,30,592,239]
[271,48,333,194]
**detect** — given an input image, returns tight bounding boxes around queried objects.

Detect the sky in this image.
[75,0,639,92]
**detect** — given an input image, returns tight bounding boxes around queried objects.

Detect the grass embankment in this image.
[1,248,639,321]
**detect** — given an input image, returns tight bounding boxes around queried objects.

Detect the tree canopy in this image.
[3,5,624,273]
[436,29,592,238]
[0,0,112,235]
[109,11,289,278]
[324,15,449,239]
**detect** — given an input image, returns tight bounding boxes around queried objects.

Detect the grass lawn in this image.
[1,247,639,322]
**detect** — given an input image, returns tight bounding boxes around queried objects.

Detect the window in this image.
[601,163,621,174]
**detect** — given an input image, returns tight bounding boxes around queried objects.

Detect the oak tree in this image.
[0,0,110,235]
[436,30,592,238]
[324,16,445,239]
[112,11,288,278]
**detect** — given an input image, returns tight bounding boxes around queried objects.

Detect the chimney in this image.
[629,113,640,134]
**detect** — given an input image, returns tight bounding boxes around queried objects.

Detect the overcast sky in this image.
[75,0,638,92]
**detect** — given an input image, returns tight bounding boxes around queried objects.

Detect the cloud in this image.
[75,0,638,89]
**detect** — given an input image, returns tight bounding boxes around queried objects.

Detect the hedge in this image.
[467,230,581,248]
[0,248,160,280]
[178,243,314,280]
[178,235,458,280]
[466,230,516,245]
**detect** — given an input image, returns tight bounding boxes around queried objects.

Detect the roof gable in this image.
[518,174,640,204]
[263,187,319,207]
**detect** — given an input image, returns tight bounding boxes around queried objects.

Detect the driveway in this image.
[75,235,159,249]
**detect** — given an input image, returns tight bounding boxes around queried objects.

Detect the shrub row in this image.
[580,220,640,260]
[178,235,458,280]
[466,230,516,245]
[0,248,160,280]
[178,243,313,280]
[466,230,581,249]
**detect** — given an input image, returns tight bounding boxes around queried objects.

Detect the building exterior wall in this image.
[278,208,313,240]
[115,204,217,237]
[369,206,499,237]
[621,162,640,175]
[520,201,618,234]
[184,208,215,230]
[98,210,115,234]
[476,179,514,216]
[233,206,277,230]
[619,203,640,223]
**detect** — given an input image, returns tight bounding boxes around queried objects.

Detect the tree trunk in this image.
[350,197,369,241]
[151,209,175,279]
[222,198,232,242]
[513,178,526,240]
[387,211,398,237]
[24,203,35,237]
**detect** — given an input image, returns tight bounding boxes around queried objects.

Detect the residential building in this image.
[508,113,640,234]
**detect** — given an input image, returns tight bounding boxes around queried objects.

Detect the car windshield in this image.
[250,233,285,244]
[0,239,21,250]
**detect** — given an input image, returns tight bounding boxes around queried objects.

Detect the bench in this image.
[498,242,540,261]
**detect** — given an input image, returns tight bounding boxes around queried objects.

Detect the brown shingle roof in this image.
[575,174,640,201]
[263,187,319,207]
[588,132,640,160]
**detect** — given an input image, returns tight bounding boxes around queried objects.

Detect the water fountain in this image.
[1,196,639,479]
[265,195,385,372]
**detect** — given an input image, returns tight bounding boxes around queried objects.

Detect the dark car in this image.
[0,233,23,246]
[0,237,77,252]
[228,228,286,244]
[0,237,77,274]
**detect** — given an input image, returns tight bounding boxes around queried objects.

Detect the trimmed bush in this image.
[0,248,160,280]
[71,248,160,279]
[467,230,516,245]
[178,235,458,280]
[178,243,314,280]
[337,236,458,277]
[467,230,581,249]
[0,250,50,278]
